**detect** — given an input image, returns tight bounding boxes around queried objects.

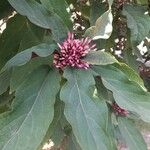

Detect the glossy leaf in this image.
[92,65,150,122]
[118,117,147,150]
[2,43,57,72]
[61,68,116,150]
[0,66,60,150]
[84,51,117,65]
[8,0,69,42]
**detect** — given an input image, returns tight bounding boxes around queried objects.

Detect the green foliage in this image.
[2,43,57,71]
[93,65,150,122]
[8,0,70,42]
[61,69,116,150]
[123,4,150,43]
[118,117,147,150]
[0,15,27,69]
[0,66,60,150]
[84,51,117,65]
[85,0,113,40]
[0,0,150,150]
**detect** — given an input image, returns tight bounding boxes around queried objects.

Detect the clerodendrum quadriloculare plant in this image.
[0,0,150,150]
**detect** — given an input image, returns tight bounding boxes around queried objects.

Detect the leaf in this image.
[92,65,150,122]
[0,15,27,69]
[93,9,113,40]
[0,70,12,95]
[90,1,106,25]
[85,0,113,40]
[114,63,145,89]
[60,68,116,150]
[123,4,150,43]
[40,0,72,29]
[95,76,109,101]
[18,22,46,51]
[123,48,139,71]
[84,26,95,37]
[10,56,51,92]
[0,66,60,150]
[8,0,69,42]
[2,43,57,72]
[67,134,82,150]
[37,100,64,150]
[83,51,117,65]
[118,117,147,150]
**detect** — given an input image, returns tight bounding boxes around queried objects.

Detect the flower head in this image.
[53,32,96,69]
[112,102,129,116]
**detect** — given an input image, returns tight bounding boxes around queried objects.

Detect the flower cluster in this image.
[112,102,129,116]
[53,32,96,69]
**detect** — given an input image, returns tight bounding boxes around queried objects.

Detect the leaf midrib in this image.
[2,70,50,150]
[73,76,99,150]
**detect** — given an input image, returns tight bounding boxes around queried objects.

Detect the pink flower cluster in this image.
[112,102,129,116]
[53,32,96,69]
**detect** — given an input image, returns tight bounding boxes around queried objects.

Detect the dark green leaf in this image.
[0,90,14,114]
[18,22,46,51]
[123,4,150,43]
[8,0,69,42]
[40,0,72,29]
[92,65,150,122]
[67,134,82,150]
[0,15,27,69]
[114,63,145,88]
[95,76,109,101]
[118,117,147,150]
[2,43,57,72]
[90,1,106,25]
[123,48,139,71]
[0,70,12,95]
[37,100,64,150]
[84,51,117,65]
[10,56,51,92]
[0,0,14,19]
[60,68,116,150]
[0,66,60,150]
